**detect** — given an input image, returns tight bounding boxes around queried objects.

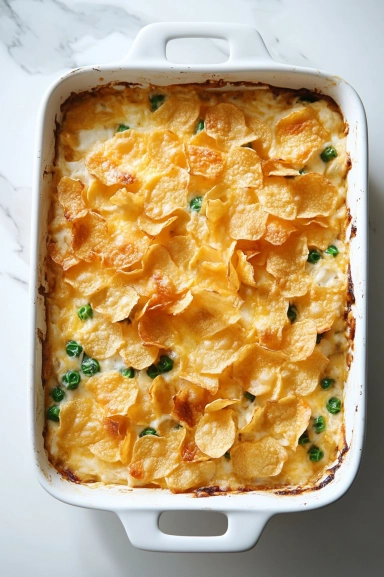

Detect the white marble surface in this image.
[0,0,382,574]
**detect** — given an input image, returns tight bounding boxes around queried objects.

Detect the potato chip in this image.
[172,385,211,428]
[48,241,80,271]
[179,373,219,395]
[89,437,121,463]
[119,431,134,465]
[263,215,297,246]
[204,398,239,412]
[57,398,104,449]
[57,176,88,220]
[278,272,311,298]
[138,309,175,348]
[298,221,336,250]
[231,437,288,478]
[149,375,176,416]
[166,235,197,270]
[86,371,138,415]
[182,290,241,339]
[186,144,224,180]
[295,285,345,332]
[245,116,272,158]
[128,428,186,481]
[205,198,229,223]
[64,261,113,295]
[261,159,300,177]
[281,349,329,396]
[144,167,189,220]
[258,176,297,220]
[195,410,236,458]
[76,316,124,359]
[205,103,255,148]
[238,404,264,433]
[223,148,263,189]
[293,173,338,218]
[280,319,317,362]
[266,235,308,279]
[128,385,157,426]
[228,202,268,241]
[147,129,187,170]
[120,322,159,370]
[72,211,109,262]
[168,291,193,315]
[153,93,201,135]
[137,213,178,236]
[86,179,121,212]
[233,343,286,396]
[189,326,244,375]
[236,250,257,287]
[275,107,329,164]
[91,285,139,323]
[103,238,150,270]
[264,396,311,449]
[85,130,147,186]
[109,187,144,209]
[166,461,216,492]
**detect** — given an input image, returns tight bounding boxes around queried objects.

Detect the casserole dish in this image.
[30,22,367,553]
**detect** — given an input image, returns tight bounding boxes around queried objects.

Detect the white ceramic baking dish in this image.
[29,22,368,553]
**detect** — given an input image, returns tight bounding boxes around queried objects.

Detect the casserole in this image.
[30,22,367,552]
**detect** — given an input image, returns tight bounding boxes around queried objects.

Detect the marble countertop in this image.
[0,0,382,575]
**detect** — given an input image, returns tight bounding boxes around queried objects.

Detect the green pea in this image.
[320,146,337,163]
[224,452,231,460]
[287,305,298,323]
[47,405,60,422]
[147,364,160,379]
[122,367,135,378]
[157,355,174,374]
[308,445,324,462]
[50,387,65,402]
[320,377,335,390]
[313,416,326,434]
[78,304,93,321]
[139,427,158,438]
[308,250,322,264]
[325,245,339,257]
[117,124,130,132]
[316,333,323,344]
[66,340,83,357]
[150,94,165,111]
[326,397,342,414]
[196,119,205,133]
[81,355,100,376]
[244,391,256,402]
[189,196,203,212]
[298,431,310,445]
[62,370,81,390]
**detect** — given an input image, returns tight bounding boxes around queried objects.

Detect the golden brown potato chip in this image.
[91,285,139,323]
[109,187,144,209]
[195,410,236,458]
[57,398,104,449]
[258,176,297,220]
[128,428,186,481]
[166,461,216,492]
[231,437,288,478]
[266,235,308,279]
[64,261,113,295]
[137,213,178,236]
[292,173,338,218]
[224,148,263,189]
[76,316,124,359]
[281,319,317,361]
[235,250,257,287]
[72,211,109,262]
[281,349,329,396]
[168,291,194,315]
[86,371,139,416]
[206,198,229,223]
[186,144,224,180]
[103,238,150,270]
[261,159,300,177]
[228,202,268,241]
[149,375,176,416]
[298,221,336,250]
[86,179,120,212]
[182,290,241,339]
[89,437,121,463]
[245,116,272,158]
[264,216,297,246]
[128,383,157,426]
[275,107,329,164]
[144,167,189,220]
[233,343,286,396]
[152,93,201,135]
[204,399,239,412]
[295,285,345,332]
[57,177,88,220]
[278,272,311,298]
[120,431,134,465]
[205,103,255,148]
[120,322,159,370]
[172,385,210,428]
[147,129,187,170]
[48,241,80,271]
[238,405,265,433]
[138,309,175,348]
[179,372,219,395]
[264,396,311,449]
[188,326,244,375]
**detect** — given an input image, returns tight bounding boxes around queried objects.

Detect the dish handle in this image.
[117,509,270,553]
[123,22,272,67]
